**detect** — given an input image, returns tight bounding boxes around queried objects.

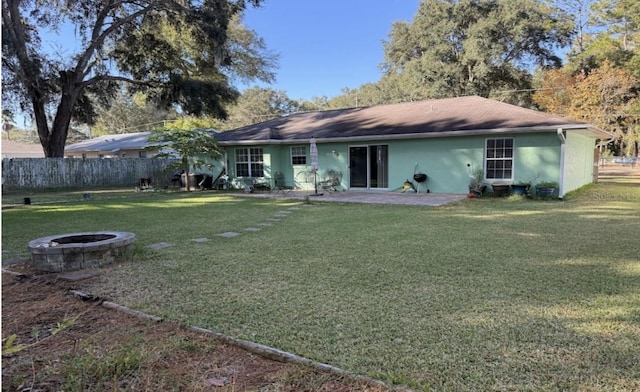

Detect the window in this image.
[485,138,514,179]
[236,148,264,177]
[138,150,147,158]
[291,146,307,165]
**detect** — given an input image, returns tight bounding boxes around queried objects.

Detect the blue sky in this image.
[241,1,421,101]
[12,1,418,128]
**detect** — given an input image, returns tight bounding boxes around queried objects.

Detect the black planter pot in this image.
[491,183,511,197]
[512,184,530,196]
[535,186,556,197]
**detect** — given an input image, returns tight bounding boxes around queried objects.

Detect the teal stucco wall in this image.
[562,131,597,195]
[512,133,562,186]
[389,133,562,193]
[223,132,570,194]
[315,133,562,194]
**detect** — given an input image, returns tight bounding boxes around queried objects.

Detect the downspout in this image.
[223,150,229,189]
[557,128,566,198]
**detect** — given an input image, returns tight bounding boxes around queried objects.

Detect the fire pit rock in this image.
[28,231,136,272]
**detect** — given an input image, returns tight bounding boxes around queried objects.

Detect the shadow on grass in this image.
[3,178,640,390]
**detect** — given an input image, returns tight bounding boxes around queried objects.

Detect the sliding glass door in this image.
[349,145,388,189]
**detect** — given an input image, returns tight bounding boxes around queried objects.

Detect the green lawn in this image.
[2,178,639,391]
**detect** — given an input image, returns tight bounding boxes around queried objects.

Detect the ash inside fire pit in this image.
[28,231,136,272]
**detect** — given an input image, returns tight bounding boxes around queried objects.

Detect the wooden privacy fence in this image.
[2,158,176,191]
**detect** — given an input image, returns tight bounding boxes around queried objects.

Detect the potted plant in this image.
[535,181,558,197]
[511,181,531,196]
[468,169,487,196]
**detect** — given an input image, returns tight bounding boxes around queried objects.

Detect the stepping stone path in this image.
[217,231,241,238]
[147,242,172,250]
[149,203,312,247]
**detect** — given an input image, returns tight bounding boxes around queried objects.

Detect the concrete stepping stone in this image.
[257,222,273,226]
[266,218,281,222]
[276,210,292,215]
[217,232,240,238]
[192,238,209,243]
[148,242,172,250]
[244,227,261,232]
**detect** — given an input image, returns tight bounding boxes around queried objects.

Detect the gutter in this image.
[557,128,566,198]
[216,124,595,146]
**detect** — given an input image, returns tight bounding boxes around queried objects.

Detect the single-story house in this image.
[64,130,226,187]
[2,140,45,158]
[214,96,612,197]
[64,132,155,159]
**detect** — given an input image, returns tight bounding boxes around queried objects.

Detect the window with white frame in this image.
[236,147,264,177]
[291,146,307,165]
[485,138,514,179]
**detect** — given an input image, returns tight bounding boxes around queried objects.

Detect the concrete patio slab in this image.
[236,190,467,206]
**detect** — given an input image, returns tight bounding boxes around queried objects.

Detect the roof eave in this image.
[217,124,603,146]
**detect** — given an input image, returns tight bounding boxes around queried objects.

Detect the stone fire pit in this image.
[28,231,136,272]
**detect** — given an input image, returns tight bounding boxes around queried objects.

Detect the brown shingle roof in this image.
[1,140,45,158]
[216,96,608,144]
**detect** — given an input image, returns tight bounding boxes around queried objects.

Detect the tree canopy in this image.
[2,0,275,156]
[91,90,178,137]
[379,0,574,104]
[534,0,639,156]
[321,0,575,108]
[222,86,300,129]
[146,128,223,191]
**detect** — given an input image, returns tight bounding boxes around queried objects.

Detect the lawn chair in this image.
[271,171,293,195]
[320,169,342,193]
[212,174,229,190]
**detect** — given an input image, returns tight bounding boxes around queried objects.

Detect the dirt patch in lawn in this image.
[2,269,390,391]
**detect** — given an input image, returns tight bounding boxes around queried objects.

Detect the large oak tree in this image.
[2,0,273,157]
[380,0,575,104]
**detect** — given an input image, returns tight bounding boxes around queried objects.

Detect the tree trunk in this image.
[37,70,82,157]
[183,156,192,192]
[184,167,191,192]
[32,94,51,157]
